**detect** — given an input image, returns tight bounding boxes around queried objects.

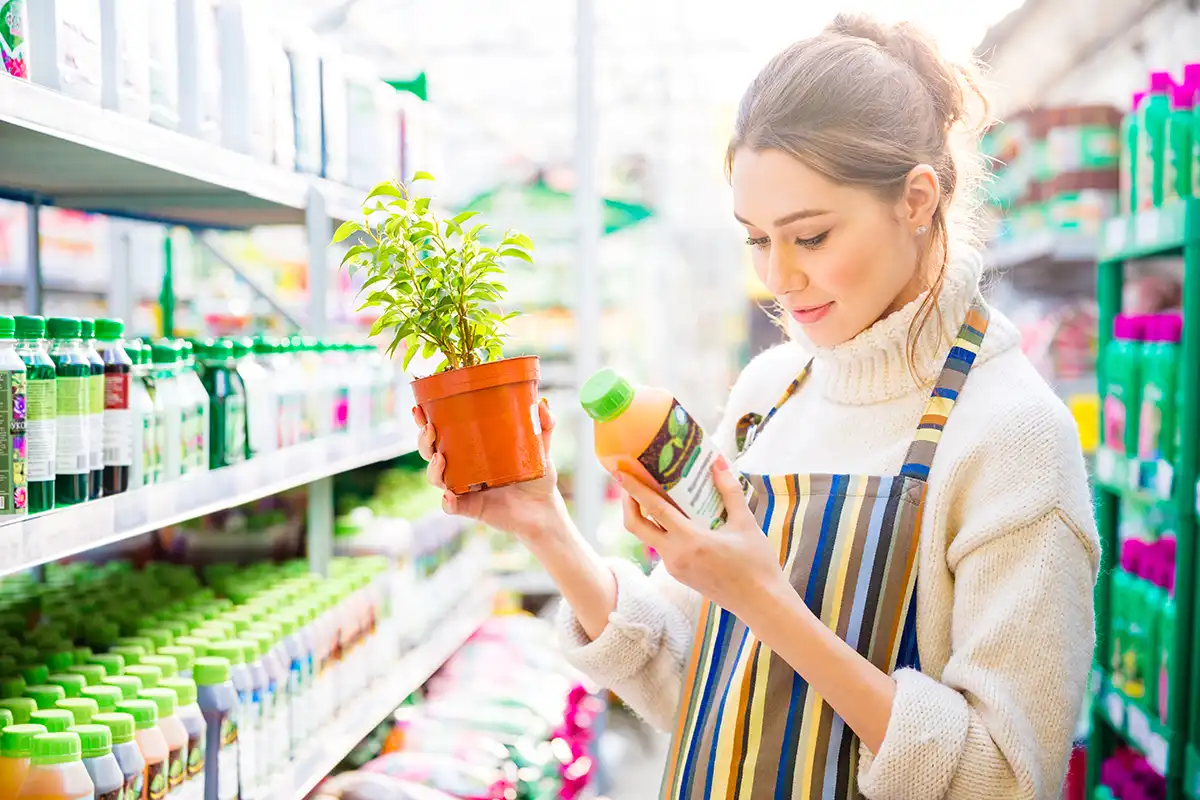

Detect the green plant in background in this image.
[333,172,534,373]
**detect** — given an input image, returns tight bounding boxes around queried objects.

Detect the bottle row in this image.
[1101,313,1182,469]
[0,314,404,517]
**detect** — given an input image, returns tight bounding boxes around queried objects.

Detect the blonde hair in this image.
[727,13,990,380]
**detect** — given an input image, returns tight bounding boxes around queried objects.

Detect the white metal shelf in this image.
[262,582,495,800]
[0,425,418,577]
[0,79,365,228]
[984,231,1098,271]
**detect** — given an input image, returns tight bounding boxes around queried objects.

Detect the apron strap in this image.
[899,301,991,480]
[734,359,813,455]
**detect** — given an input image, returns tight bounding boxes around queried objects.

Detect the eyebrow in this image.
[733,209,832,228]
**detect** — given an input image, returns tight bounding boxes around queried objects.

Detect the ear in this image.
[899,164,940,233]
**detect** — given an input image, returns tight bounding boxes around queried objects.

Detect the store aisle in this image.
[599,707,670,799]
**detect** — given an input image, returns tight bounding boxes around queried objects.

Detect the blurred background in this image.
[0,0,1197,798]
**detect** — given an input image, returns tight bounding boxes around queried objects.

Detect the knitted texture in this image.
[556,257,1099,799]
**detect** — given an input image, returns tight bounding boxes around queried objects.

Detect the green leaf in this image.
[339,244,371,266]
[332,220,361,244]
[667,409,685,438]
[414,197,431,213]
[510,232,535,249]
[452,210,479,226]
[365,182,404,204]
[658,444,676,474]
[412,171,436,182]
[467,223,488,240]
[421,339,438,359]
[498,247,532,263]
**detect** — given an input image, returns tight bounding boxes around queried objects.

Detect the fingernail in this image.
[411,406,418,420]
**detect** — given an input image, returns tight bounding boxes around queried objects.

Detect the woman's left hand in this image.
[618,459,792,621]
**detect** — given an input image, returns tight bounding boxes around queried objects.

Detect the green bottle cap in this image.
[56,698,98,725]
[116,637,155,655]
[24,685,66,710]
[91,712,135,745]
[1,675,26,699]
[158,619,190,640]
[94,319,124,340]
[205,642,245,666]
[173,637,209,659]
[46,317,80,340]
[70,723,112,759]
[43,650,74,672]
[242,631,273,657]
[138,688,176,719]
[47,674,85,699]
[192,657,231,687]
[101,676,142,701]
[108,646,144,667]
[155,646,195,675]
[0,724,46,757]
[66,664,106,687]
[80,685,122,714]
[139,656,178,680]
[123,665,161,690]
[115,700,157,730]
[160,678,198,708]
[580,369,635,422]
[151,343,179,365]
[20,665,49,686]
[80,319,95,340]
[0,697,36,724]
[0,316,15,339]
[0,708,10,729]
[139,629,173,651]
[14,315,46,339]
[31,731,81,765]
[29,709,73,734]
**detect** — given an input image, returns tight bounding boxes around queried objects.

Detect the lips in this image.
[790,302,834,324]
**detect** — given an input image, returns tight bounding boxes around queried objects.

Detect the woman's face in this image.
[730,147,935,348]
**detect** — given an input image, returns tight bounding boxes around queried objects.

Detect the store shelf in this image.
[1096,673,1172,778]
[498,568,559,596]
[0,425,418,577]
[261,581,495,800]
[984,231,1098,271]
[0,79,364,228]
[1094,447,1176,502]
[1099,200,1196,264]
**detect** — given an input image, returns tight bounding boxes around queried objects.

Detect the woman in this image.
[417,13,1099,800]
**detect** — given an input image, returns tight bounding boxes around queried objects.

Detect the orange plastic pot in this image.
[412,355,547,494]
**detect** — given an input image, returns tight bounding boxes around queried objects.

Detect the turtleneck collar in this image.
[785,254,1020,405]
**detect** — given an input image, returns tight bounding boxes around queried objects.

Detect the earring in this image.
[915,225,929,235]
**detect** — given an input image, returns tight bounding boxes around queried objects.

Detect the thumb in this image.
[712,457,754,525]
[537,397,555,458]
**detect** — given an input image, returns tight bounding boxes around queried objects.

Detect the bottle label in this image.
[57,376,90,474]
[227,394,247,463]
[124,770,142,800]
[26,377,55,483]
[141,410,157,484]
[1139,385,1164,461]
[105,373,134,466]
[147,759,167,800]
[1104,393,1127,454]
[0,370,26,514]
[90,372,105,471]
[168,743,185,790]
[636,400,729,530]
[187,728,205,777]
[99,789,122,800]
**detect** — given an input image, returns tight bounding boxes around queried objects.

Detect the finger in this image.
[441,489,459,516]
[621,494,668,551]
[538,397,555,458]
[712,457,754,526]
[426,452,447,490]
[616,473,689,531]
[417,423,436,461]
[412,406,427,427]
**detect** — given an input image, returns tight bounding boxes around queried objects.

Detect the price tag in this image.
[1105,220,1127,254]
[1156,462,1174,500]
[1096,448,1116,484]
[1136,209,1160,246]
[1127,704,1151,749]
[1147,733,1169,776]
[1105,690,1125,729]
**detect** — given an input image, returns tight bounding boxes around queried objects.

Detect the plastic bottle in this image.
[270,340,302,448]
[117,699,167,800]
[0,315,29,518]
[92,713,144,800]
[276,613,308,759]
[80,687,121,716]
[205,643,254,800]
[72,724,123,800]
[238,639,269,790]
[1103,315,1146,458]
[149,345,184,482]
[1137,72,1173,211]
[56,698,98,726]
[0,724,48,797]
[242,630,284,776]
[86,657,124,680]
[1138,314,1182,466]
[155,649,195,681]
[160,679,205,800]
[17,731,94,799]
[124,667,162,693]
[196,341,246,470]
[233,339,273,460]
[2,698,38,725]
[580,368,730,529]
[178,343,210,475]
[1164,84,1194,202]
[125,343,156,488]
[48,318,92,506]
[14,316,56,513]
[80,320,106,500]
[27,685,68,711]
[1123,92,1144,213]
[94,320,133,496]
[49,674,86,700]
[65,666,105,689]
[194,657,236,800]
[30,710,75,734]
[100,678,141,705]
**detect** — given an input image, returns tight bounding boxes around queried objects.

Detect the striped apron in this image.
[660,303,990,800]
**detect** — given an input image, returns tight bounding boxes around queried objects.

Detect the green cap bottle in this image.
[80,685,122,714]
[0,724,47,758]
[139,656,178,680]
[92,712,135,745]
[160,678,198,709]
[69,723,112,759]
[56,697,98,725]
[47,674,86,699]
[580,369,635,422]
[192,658,231,687]
[115,700,158,731]
[65,664,106,687]
[205,642,246,666]
[30,731,82,765]
[0,697,37,724]
[20,665,49,687]
[101,676,142,702]
[123,665,162,691]
[0,674,27,699]
[24,685,66,710]
[29,709,74,734]
[173,637,210,660]
[107,646,145,667]
[138,688,177,721]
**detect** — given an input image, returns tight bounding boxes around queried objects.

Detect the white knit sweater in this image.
[557,256,1100,800]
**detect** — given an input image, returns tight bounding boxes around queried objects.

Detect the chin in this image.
[786,315,853,348]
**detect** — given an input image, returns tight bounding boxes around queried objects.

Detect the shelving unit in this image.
[1088,198,1200,800]
[984,230,1098,272]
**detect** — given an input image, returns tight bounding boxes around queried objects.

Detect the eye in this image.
[796,231,828,249]
[745,236,770,250]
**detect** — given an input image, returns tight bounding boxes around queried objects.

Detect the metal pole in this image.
[25,199,42,315]
[306,184,334,576]
[573,0,604,546]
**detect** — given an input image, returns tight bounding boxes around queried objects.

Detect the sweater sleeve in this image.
[857,507,1099,800]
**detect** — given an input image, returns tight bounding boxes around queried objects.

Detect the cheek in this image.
[810,235,884,295]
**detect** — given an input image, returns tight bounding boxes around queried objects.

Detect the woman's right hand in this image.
[415,398,566,541]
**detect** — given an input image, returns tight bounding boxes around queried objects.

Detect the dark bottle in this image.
[47,317,90,507]
[95,319,133,496]
[14,316,55,513]
[80,319,105,500]
[196,340,246,469]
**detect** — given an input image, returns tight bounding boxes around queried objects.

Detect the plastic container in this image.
[156,648,196,680]
[149,344,185,482]
[215,0,273,161]
[0,316,28,517]
[178,343,210,474]
[72,724,123,800]
[176,0,222,143]
[197,340,246,469]
[127,343,157,487]
[86,656,124,679]
[1164,84,1194,202]
[1104,315,1146,457]
[24,0,103,104]
[26,685,67,711]
[194,657,237,800]
[581,368,728,528]
[55,698,98,725]
[234,339,274,459]
[80,687,122,715]
[65,666,104,689]
[0,724,48,798]
[1122,92,1143,213]
[101,678,142,704]
[95,319,133,496]
[2,698,38,725]
[118,699,167,800]
[138,689,186,799]
[161,678,206,798]
[15,316,56,513]
[124,667,162,693]
[48,318,91,506]
[243,630,285,775]
[206,642,255,800]
[0,0,28,80]
[93,712,145,800]
[1137,72,1173,210]
[147,0,179,129]
[80,320,106,501]
[241,639,270,789]
[98,0,151,120]
[29,709,74,734]
[17,731,95,799]
[1138,314,1182,465]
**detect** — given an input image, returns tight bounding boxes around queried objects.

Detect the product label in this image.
[0,370,26,514]
[0,0,28,79]
[147,759,167,800]
[90,372,105,470]
[187,729,205,777]
[123,771,142,800]
[1139,385,1164,461]
[140,408,156,485]
[167,743,185,791]
[227,395,246,463]
[180,407,195,472]
[99,789,122,800]
[105,373,134,466]
[26,377,54,483]
[1104,392,1127,454]
[56,377,90,474]
[636,400,728,530]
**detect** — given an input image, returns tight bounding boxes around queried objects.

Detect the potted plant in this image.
[334,173,546,494]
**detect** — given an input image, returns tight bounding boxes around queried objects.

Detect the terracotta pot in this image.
[412,355,547,494]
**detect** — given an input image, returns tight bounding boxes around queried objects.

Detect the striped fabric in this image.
[662,302,989,800]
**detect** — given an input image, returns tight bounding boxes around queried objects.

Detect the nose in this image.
[765,244,807,296]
